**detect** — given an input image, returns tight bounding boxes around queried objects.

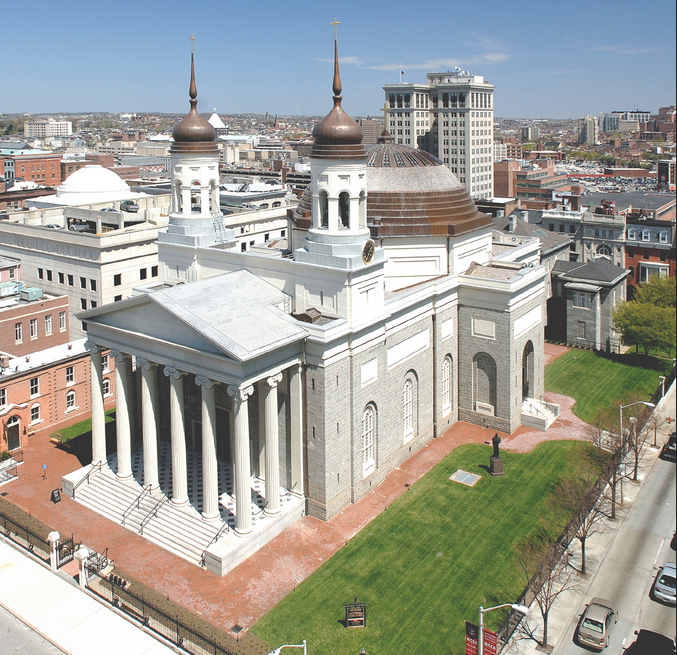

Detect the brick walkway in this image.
[3,344,583,634]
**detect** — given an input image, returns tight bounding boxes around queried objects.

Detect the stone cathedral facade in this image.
[68,44,554,574]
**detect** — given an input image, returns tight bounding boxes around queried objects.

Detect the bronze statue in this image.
[492,433,501,458]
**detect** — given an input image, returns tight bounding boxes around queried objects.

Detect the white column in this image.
[110,351,133,480]
[290,363,304,494]
[263,373,282,516]
[138,358,159,491]
[164,367,189,507]
[196,376,220,522]
[74,546,89,589]
[257,379,266,480]
[85,342,106,466]
[47,531,60,571]
[228,384,254,535]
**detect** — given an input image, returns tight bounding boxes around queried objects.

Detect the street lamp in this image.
[269,641,307,655]
[478,603,529,655]
[619,401,655,454]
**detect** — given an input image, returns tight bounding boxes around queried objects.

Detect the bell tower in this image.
[294,25,383,270]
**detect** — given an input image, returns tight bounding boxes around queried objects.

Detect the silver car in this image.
[575,597,618,651]
[653,562,676,605]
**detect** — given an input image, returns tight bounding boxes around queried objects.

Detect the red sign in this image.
[465,621,478,655]
[484,628,498,655]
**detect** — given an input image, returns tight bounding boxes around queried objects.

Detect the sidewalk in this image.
[0,537,176,655]
[503,380,676,655]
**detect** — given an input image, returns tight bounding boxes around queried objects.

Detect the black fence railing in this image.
[0,510,50,563]
[86,566,238,655]
[650,364,675,406]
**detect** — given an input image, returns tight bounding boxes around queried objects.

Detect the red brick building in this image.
[9,153,62,185]
[624,217,676,295]
[0,339,115,453]
[0,286,70,358]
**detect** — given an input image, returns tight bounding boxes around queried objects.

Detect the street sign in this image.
[465,621,478,655]
[484,628,498,655]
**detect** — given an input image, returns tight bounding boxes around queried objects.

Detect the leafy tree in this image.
[634,275,676,308]
[613,301,675,355]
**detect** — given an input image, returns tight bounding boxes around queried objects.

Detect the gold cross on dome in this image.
[189,33,195,54]
[382,102,389,128]
[331,17,340,41]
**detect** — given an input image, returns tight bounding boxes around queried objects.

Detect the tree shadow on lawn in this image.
[598,351,671,371]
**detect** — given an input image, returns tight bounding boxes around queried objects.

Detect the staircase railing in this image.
[121,486,151,525]
[138,495,169,535]
[72,462,105,499]
[523,400,549,420]
[200,521,231,567]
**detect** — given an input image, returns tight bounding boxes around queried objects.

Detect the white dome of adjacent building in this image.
[57,165,130,198]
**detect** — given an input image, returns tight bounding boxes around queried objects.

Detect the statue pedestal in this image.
[490,456,505,477]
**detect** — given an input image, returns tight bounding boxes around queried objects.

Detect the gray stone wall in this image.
[566,292,601,349]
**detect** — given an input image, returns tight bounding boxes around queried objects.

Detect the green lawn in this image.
[51,408,116,443]
[544,350,672,424]
[251,441,592,655]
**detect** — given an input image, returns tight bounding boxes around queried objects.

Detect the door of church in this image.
[6,417,20,451]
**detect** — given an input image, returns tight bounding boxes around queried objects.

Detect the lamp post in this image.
[478,603,529,655]
[269,641,307,655]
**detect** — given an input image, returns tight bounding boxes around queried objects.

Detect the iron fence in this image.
[0,510,50,563]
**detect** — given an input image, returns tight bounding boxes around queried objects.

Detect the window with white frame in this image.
[102,354,109,372]
[641,230,650,242]
[30,378,39,396]
[15,322,22,343]
[572,292,592,308]
[30,403,40,423]
[66,390,75,410]
[59,311,66,331]
[0,388,5,407]
[659,231,668,244]
[103,378,111,396]
[627,227,636,240]
[362,405,375,477]
[66,366,74,384]
[403,379,414,442]
[30,319,38,338]
[442,356,452,416]
[45,314,52,335]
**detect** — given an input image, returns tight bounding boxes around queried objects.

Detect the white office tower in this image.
[384,71,495,199]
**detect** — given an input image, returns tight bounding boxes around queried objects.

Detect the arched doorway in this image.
[522,341,535,400]
[6,416,20,451]
[473,353,497,413]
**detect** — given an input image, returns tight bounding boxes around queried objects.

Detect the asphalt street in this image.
[0,604,67,655]
[554,454,676,655]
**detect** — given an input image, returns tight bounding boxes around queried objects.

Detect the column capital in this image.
[136,357,156,372]
[84,341,100,355]
[109,350,130,364]
[164,366,187,381]
[195,375,217,391]
[228,384,254,403]
[266,372,283,389]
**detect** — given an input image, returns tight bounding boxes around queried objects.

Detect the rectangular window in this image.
[37,268,44,279]
[66,366,74,383]
[627,247,634,258]
[114,274,121,286]
[90,279,96,291]
[68,274,74,286]
[30,318,38,338]
[80,277,86,289]
[642,230,650,241]
[15,322,22,343]
[58,272,64,284]
[8,268,14,279]
[573,292,592,308]
[30,378,39,396]
[102,354,109,372]
[31,405,40,422]
[151,265,158,277]
[577,321,586,339]
[80,298,87,310]
[59,311,66,330]
[45,314,52,334]
[659,231,668,243]
[46,270,52,282]
[140,268,147,280]
[114,295,122,302]
[0,389,5,406]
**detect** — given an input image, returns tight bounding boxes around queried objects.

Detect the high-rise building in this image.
[521,126,539,141]
[383,70,495,199]
[24,119,73,138]
[577,115,599,144]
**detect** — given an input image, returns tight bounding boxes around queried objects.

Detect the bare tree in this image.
[645,412,668,448]
[624,404,652,481]
[515,538,576,649]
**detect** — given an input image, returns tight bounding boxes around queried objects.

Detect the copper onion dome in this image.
[171,52,217,153]
[310,40,366,159]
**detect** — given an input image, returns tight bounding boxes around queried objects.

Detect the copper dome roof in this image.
[310,41,366,160]
[171,53,218,154]
[294,141,490,238]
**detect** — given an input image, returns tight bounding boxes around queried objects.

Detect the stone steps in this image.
[521,399,558,431]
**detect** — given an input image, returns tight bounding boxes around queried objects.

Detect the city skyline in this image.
[2,0,675,120]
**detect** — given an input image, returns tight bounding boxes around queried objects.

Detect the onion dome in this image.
[310,41,366,160]
[171,53,217,154]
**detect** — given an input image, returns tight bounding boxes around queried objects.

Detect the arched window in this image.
[190,183,201,213]
[174,180,182,213]
[319,191,329,228]
[102,379,110,396]
[403,379,414,442]
[473,352,497,414]
[359,190,366,227]
[66,390,75,410]
[596,244,611,257]
[339,191,350,228]
[362,405,375,477]
[442,356,452,416]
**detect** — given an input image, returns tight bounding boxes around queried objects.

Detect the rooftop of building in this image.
[2,338,87,378]
[0,286,66,312]
[552,259,629,285]
[585,191,675,213]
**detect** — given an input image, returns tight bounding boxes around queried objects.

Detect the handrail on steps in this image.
[138,495,169,535]
[72,462,106,499]
[200,521,231,567]
[121,486,151,525]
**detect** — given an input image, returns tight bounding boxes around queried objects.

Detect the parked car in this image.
[629,629,676,655]
[101,207,117,212]
[575,597,617,651]
[660,433,676,462]
[653,562,676,605]
[68,222,93,233]
[44,223,63,229]
[120,200,139,213]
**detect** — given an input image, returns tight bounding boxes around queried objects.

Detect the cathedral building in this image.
[64,42,556,576]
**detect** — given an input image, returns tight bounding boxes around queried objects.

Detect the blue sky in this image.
[2,0,675,119]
